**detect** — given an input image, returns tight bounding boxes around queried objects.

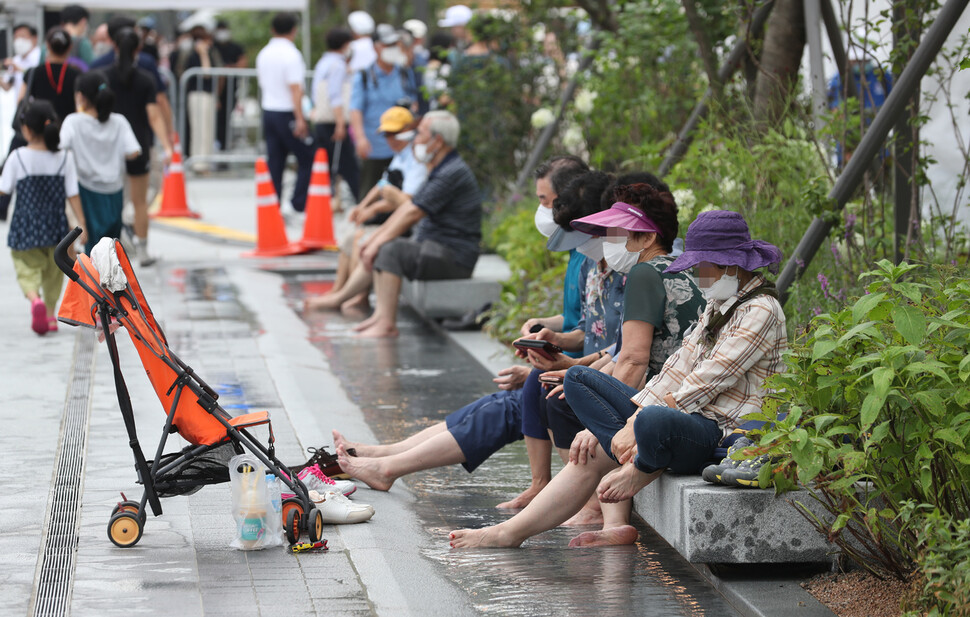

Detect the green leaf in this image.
[837,321,878,345]
[905,361,953,384]
[892,304,926,346]
[852,292,886,324]
[914,390,946,417]
[934,428,965,449]
[860,391,885,430]
[871,366,894,400]
[811,340,838,362]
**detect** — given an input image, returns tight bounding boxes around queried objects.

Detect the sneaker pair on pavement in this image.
[308,490,374,524]
[291,446,349,480]
[702,436,774,488]
[283,465,356,498]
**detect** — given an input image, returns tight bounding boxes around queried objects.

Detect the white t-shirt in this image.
[8,46,41,94]
[0,147,79,197]
[60,113,141,194]
[256,37,305,112]
[348,38,377,74]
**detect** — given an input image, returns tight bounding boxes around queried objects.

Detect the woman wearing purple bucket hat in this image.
[450,210,788,549]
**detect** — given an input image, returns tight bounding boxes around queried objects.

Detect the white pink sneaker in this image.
[283,465,356,498]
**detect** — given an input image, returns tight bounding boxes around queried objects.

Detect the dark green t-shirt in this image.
[622,255,706,376]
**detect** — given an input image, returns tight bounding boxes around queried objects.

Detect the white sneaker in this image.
[283,465,356,498]
[309,490,375,524]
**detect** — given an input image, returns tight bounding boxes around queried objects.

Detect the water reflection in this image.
[285,275,738,617]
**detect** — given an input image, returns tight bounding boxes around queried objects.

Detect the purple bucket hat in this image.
[570,202,662,236]
[666,210,783,274]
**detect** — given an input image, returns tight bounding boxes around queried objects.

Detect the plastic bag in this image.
[228,454,283,550]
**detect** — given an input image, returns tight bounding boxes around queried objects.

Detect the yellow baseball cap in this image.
[378,107,414,133]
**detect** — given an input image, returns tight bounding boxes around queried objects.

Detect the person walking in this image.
[100,27,173,266]
[0,100,86,335]
[311,27,359,201]
[255,12,315,213]
[60,72,141,253]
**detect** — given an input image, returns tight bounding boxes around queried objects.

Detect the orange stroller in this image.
[54,228,323,547]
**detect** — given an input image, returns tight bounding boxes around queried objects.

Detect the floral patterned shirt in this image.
[573,258,625,355]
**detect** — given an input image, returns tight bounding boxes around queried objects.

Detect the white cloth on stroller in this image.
[90,237,129,292]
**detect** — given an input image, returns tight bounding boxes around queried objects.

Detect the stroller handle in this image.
[56,227,83,281]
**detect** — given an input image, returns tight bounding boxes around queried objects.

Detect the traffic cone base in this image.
[244,157,302,258]
[295,149,338,252]
[153,135,201,219]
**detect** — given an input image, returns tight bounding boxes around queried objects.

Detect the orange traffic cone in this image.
[242,158,303,258]
[152,134,200,219]
[295,148,338,252]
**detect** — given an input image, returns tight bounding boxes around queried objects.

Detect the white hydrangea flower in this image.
[574,89,598,114]
[531,108,556,129]
[719,177,738,196]
[672,188,696,212]
[562,125,585,150]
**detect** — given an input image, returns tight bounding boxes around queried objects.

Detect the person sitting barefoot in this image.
[449,210,787,549]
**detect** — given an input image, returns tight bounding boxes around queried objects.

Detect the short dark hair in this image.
[272,13,298,36]
[612,182,679,252]
[429,31,454,62]
[13,23,37,37]
[534,155,587,181]
[46,26,72,56]
[552,171,614,230]
[325,27,353,51]
[61,5,90,26]
[601,171,669,210]
[107,16,136,42]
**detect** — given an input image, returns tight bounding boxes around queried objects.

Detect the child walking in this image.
[60,71,140,253]
[0,100,86,335]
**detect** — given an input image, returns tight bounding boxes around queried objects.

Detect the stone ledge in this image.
[633,475,837,564]
[401,254,510,319]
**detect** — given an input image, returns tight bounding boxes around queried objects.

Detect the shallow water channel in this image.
[285,275,739,617]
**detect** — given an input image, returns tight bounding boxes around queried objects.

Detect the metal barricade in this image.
[176,67,316,171]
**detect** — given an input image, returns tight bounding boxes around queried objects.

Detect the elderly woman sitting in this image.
[449,210,788,548]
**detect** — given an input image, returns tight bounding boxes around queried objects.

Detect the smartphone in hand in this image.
[512,338,562,361]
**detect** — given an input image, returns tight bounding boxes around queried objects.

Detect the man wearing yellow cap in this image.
[308,106,427,312]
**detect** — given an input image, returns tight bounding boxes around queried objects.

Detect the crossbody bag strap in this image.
[704,282,779,344]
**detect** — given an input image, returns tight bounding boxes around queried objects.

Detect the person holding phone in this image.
[449,210,786,550]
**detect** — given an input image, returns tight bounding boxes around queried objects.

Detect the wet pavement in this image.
[0,173,741,616]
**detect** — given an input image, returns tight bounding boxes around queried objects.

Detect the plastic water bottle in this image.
[265,473,282,516]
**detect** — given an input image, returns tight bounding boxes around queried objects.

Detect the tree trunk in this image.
[753,0,806,125]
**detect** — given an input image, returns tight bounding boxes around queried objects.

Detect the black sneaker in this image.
[701,436,754,484]
[290,446,350,479]
[720,453,773,488]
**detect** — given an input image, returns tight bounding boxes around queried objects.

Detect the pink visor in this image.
[570,202,662,236]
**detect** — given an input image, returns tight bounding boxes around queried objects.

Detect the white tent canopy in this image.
[8,0,307,9]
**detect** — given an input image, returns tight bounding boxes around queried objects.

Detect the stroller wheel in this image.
[285,508,301,545]
[307,508,324,543]
[108,512,143,548]
[112,500,146,524]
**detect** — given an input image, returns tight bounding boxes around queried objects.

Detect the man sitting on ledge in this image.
[309,110,481,338]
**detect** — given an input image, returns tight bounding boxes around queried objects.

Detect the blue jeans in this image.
[564,366,721,474]
[520,368,549,440]
[262,110,315,211]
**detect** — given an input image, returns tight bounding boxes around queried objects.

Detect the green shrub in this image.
[900,505,970,616]
[752,260,970,578]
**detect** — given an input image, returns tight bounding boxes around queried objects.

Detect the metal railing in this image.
[175,67,316,170]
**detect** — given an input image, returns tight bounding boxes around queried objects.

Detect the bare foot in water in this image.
[351,314,379,332]
[356,322,399,338]
[567,524,639,548]
[561,504,604,527]
[306,294,344,311]
[449,525,521,548]
[336,444,394,491]
[496,482,547,509]
[597,464,663,503]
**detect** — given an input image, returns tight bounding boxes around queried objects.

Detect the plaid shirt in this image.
[630,275,787,438]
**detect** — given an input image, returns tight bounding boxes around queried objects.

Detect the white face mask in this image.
[178,38,193,52]
[603,241,640,274]
[92,42,112,58]
[576,237,604,262]
[214,30,231,43]
[394,130,415,142]
[534,205,558,238]
[413,138,438,163]
[13,38,33,57]
[702,270,740,301]
[380,46,407,67]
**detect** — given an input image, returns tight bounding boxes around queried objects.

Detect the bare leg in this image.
[331,252,351,293]
[129,173,150,239]
[555,440,604,526]
[450,444,618,548]
[336,430,465,491]
[568,498,638,548]
[496,436,552,509]
[340,292,370,314]
[333,424,448,458]
[307,264,373,311]
[356,270,401,338]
